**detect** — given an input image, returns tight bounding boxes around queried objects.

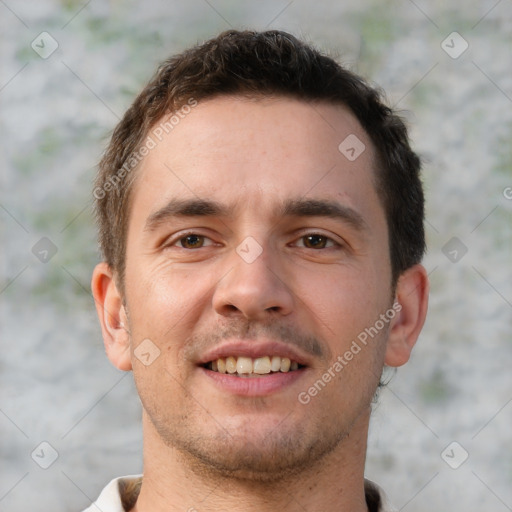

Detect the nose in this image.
[212,247,294,321]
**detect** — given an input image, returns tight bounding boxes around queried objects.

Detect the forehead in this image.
[130,96,381,224]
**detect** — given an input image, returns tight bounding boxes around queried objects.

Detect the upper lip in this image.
[198,339,313,367]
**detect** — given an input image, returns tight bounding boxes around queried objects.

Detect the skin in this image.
[92,96,429,512]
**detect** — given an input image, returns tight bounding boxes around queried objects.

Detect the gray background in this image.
[1,1,511,510]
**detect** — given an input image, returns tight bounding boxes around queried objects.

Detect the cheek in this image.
[124,259,217,349]
[125,269,203,408]
[299,264,387,333]
[304,274,389,402]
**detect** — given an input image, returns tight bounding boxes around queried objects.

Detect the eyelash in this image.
[170,233,214,249]
[165,231,341,250]
[294,233,340,249]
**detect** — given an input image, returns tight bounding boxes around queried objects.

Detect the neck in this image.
[131,409,371,512]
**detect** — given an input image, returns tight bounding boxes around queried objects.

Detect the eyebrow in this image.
[144,198,230,232]
[144,197,367,233]
[281,198,367,231]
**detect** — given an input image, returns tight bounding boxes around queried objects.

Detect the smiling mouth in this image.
[203,355,305,377]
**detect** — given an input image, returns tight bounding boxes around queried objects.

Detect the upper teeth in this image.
[209,356,300,375]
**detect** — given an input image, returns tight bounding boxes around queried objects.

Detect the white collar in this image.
[82,475,397,512]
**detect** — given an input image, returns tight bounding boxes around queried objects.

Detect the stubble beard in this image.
[147,404,355,484]
[132,315,386,484]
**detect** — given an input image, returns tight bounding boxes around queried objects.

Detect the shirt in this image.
[82,475,397,511]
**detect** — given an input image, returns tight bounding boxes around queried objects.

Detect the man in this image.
[88,30,428,512]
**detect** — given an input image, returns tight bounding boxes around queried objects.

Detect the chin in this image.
[169,421,347,483]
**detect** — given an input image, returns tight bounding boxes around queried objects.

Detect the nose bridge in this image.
[213,240,294,320]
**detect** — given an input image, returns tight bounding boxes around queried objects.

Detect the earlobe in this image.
[91,262,132,371]
[384,264,429,367]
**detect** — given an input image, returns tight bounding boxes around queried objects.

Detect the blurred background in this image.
[1,1,511,510]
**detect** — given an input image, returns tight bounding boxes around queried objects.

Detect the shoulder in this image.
[364,479,398,512]
[81,475,143,512]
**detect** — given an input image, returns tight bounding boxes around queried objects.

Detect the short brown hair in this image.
[94,29,425,291]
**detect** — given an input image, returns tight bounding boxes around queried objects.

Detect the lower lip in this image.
[200,367,306,396]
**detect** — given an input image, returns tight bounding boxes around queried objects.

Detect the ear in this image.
[385,264,429,367]
[91,262,132,371]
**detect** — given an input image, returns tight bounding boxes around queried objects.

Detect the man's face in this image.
[122,96,394,478]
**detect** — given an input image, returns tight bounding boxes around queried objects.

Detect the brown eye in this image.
[179,234,205,249]
[302,234,329,249]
